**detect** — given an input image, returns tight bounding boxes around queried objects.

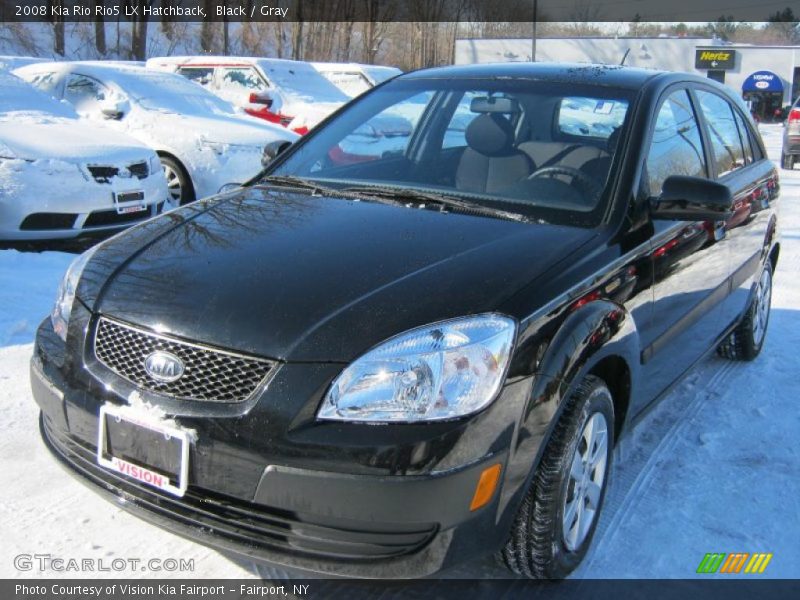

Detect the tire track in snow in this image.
[578,359,738,577]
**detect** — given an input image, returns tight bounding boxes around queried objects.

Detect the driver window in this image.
[64,74,111,113]
[644,90,707,198]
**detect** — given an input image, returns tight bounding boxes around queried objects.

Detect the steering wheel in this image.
[527,166,603,201]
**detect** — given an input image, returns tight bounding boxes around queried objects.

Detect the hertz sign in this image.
[695,49,736,70]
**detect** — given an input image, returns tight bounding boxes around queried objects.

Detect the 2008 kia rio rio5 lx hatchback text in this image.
[31,63,779,579]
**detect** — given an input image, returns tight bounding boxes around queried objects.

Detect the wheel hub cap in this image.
[562,411,609,551]
[752,267,772,346]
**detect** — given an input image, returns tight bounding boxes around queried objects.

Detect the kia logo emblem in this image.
[143,351,185,383]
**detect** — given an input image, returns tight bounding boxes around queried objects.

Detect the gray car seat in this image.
[455,114,533,194]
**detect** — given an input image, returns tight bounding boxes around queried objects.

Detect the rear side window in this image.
[644,90,706,197]
[557,97,628,140]
[733,109,756,164]
[695,90,746,177]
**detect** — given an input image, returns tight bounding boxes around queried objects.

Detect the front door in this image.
[634,88,731,412]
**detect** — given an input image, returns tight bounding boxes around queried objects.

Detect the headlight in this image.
[318,314,516,423]
[51,245,99,341]
[149,154,162,177]
[0,141,18,160]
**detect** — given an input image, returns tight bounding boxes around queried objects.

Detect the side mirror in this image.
[100,99,127,120]
[248,91,274,108]
[262,140,292,167]
[218,183,242,193]
[650,175,734,222]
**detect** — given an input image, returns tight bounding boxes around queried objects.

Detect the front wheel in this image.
[718,261,773,361]
[160,156,195,208]
[498,374,614,579]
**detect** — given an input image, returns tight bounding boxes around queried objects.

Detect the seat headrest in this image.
[465,113,516,156]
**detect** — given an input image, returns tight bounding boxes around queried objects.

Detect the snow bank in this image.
[0,250,72,346]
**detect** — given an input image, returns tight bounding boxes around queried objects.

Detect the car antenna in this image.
[620,49,630,66]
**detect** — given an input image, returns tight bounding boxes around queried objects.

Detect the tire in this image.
[781,151,794,170]
[718,261,773,361]
[160,156,195,207]
[498,374,614,579]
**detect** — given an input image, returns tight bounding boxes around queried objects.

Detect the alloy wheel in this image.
[162,162,183,208]
[752,266,772,347]
[562,411,609,551]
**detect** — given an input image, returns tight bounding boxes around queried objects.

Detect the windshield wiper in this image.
[343,185,527,222]
[256,175,342,196]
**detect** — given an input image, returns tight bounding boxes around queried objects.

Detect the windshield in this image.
[268,78,632,224]
[0,71,77,119]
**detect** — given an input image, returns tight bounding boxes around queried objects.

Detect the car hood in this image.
[127,109,297,147]
[80,187,597,362]
[0,115,152,163]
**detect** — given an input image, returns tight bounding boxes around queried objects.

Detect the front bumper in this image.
[0,164,167,240]
[783,134,800,156]
[31,316,532,578]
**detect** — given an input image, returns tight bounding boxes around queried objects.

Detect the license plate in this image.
[97,404,190,497]
[114,190,147,215]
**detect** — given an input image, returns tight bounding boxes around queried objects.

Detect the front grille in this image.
[20,212,78,230]
[94,317,274,403]
[42,417,437,561]
[84,208,150,228]
[87,161,149,183]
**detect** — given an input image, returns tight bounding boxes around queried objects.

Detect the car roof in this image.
[401,62,675,90]
[148,56,309,68]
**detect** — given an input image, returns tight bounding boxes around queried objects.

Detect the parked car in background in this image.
[32,64,779,579]
[15,62,298,206]
[0,55,42,72]
[0,71,167,241]
[146,56,350,134]
[312,62,402,97]
[781,99,800,169]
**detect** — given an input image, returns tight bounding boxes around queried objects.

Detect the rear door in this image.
[692,88,777,331]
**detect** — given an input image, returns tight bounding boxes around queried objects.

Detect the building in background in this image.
[455,37,800,121]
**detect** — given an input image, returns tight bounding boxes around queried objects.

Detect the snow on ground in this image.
[0,124,797,580]
[0,251,73,346]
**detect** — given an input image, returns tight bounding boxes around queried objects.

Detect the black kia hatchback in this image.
[32,63,779,579]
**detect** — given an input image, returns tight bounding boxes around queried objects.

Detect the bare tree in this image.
[93,0,106,55]
[48,0,65,55]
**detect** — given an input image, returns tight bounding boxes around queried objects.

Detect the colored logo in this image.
[697,552,772,574]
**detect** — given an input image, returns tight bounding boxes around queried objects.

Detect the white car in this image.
[312,62,402,97]
[0,71,168,241]
[0,56,43,72]
[15,62,298,206]
[146,56,350,134]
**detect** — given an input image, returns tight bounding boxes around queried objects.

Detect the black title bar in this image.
[2,0,800,23]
